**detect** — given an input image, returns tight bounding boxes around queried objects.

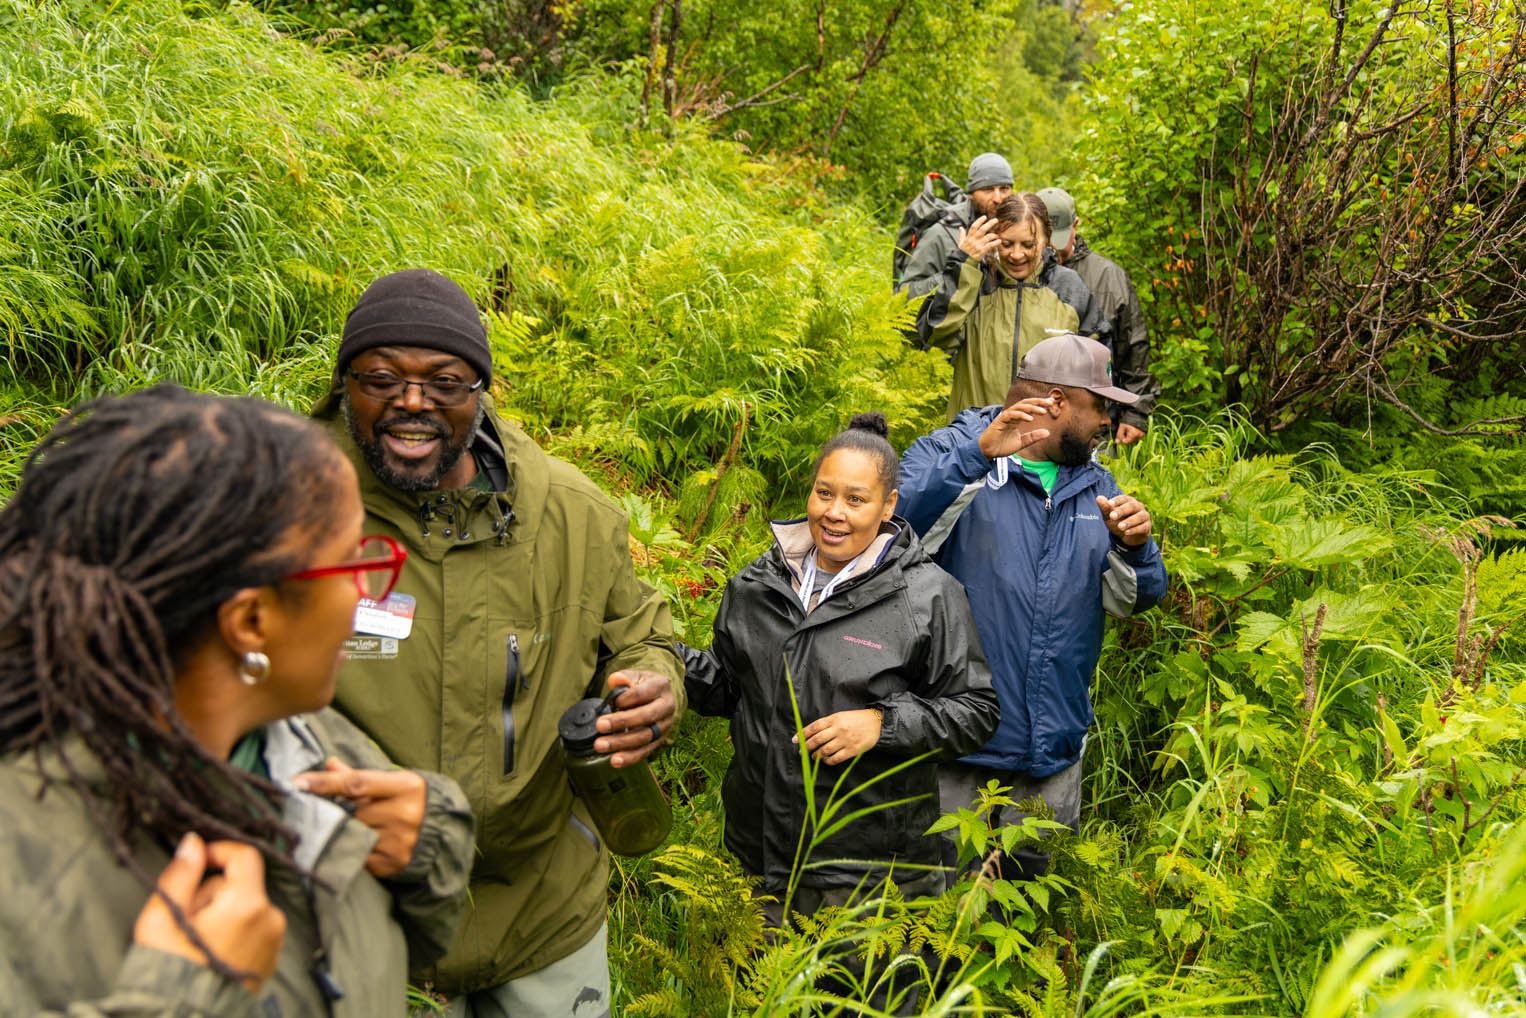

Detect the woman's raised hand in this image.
[955,215,1001,261]
[291,758,427,877]
[133,832,286,993]
[794,709,883,765]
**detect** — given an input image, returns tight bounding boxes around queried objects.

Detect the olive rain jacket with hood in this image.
[311,391,683,995]
[0,708,474,1018]
[680,518,998,893]
[898,408,1169,777]
[1065,237,1161,432]
[918,246,1109,422]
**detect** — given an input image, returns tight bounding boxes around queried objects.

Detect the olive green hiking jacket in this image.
[312,391,683,994]
[918,247,1109,421]
[0,709,474,1018]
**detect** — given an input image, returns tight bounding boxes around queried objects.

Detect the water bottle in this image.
[558,690,672,857]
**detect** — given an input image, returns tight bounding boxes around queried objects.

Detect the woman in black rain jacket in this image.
[680,413,998,908]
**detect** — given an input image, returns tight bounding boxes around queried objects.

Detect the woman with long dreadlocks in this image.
[0,385,475,1017]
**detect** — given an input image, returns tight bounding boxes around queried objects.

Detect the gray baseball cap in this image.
[1017,333,1140,404]
[1037,187,1077,250]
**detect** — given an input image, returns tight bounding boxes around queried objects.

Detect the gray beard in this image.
[343,392,486,492]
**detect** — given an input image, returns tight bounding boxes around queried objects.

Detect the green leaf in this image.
[1270,519,1392,570]
[1380,711,1408,767]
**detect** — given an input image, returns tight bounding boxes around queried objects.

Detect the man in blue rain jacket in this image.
[898,333,1169,880]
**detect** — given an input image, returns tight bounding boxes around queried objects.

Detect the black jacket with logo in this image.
[681,518,998,893]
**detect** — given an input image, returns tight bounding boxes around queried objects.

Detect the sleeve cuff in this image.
[874,702,896,746]
[394,771,473,886]
[114,944,262,1018]
[1111,537,1157,563]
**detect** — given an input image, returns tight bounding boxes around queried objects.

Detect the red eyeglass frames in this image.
[285,535,408,602]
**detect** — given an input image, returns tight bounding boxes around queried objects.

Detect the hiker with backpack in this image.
[893,153,1014,299]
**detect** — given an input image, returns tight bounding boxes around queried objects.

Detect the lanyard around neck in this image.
[798,546,869,611]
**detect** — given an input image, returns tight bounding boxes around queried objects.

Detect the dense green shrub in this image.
[1073,0,1526,435]
[0,0,946,502]
[1066,0,1526,518]
[260,0,1088,203]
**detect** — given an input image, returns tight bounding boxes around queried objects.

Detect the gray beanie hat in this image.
[966,152,1014,193]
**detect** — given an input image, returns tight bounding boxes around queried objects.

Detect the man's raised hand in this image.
[977,398,1053,460]
[1097,493,1152,546]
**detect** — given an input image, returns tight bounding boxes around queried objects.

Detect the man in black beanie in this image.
[312,268,684,1018]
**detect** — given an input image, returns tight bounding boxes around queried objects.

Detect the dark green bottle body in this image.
[558,696,672,857]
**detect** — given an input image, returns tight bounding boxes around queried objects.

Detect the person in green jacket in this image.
[312,268,684,1018]
[918,192,1110,422]
[0,385,475,1018]
[1039,186,1162,445]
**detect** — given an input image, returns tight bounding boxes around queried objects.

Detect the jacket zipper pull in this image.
[1045,493,1052,511]
[311,948,344,1002]
[503,634,522,775]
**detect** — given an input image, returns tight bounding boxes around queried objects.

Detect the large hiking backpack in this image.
[892,171,966,289]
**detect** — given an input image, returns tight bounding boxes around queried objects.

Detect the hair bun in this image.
[847,411,889,438]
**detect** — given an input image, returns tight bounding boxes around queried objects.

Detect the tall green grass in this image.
[1,0,946,501]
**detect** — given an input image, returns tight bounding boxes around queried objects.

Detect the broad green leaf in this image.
[1271,519,1392,569]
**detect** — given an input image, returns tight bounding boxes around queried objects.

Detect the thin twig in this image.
[1301,603,1329,741]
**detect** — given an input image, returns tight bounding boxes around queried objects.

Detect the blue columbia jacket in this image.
[898,407,1169,776]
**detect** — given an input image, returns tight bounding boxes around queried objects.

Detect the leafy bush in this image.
[0,0,946,504]
[1074,0,1526,441]
[262,0,1089,204]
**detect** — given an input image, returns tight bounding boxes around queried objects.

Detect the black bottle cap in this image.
[559,697,607,755]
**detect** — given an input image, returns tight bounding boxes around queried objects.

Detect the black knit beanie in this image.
[338,269,492,383]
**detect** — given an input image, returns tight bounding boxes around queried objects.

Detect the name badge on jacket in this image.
[353,592,416,639]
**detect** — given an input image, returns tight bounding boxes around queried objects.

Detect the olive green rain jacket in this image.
[311,391,683,995]
[918,247,1109,421]
[0,709,475,1018]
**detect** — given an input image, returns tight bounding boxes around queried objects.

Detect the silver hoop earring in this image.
[238,651,271,687]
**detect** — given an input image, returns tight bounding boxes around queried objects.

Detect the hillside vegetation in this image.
[3,2,1525,1016]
